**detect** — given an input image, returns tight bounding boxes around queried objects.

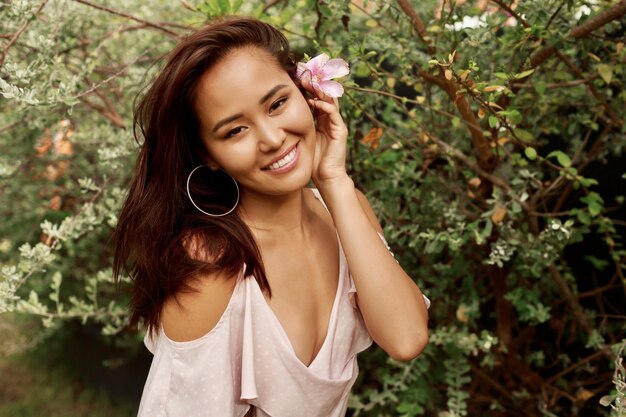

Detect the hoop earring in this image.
[186,165,240,217]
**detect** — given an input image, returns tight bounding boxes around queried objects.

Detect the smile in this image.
[262,143,299,173]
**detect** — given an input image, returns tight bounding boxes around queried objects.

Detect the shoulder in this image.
[162,270,239,342]
[161,235,239,342]
[354,189,384,234]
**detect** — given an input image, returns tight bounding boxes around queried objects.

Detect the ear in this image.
[206,159,221,170]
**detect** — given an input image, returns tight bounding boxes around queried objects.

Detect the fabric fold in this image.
[240,279,259,401]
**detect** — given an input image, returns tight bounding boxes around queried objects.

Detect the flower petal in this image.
[321,58,349,80]
[296,62,311,80]
[306,53,329,74]
[309,79,322,93]
[317,80,344,97]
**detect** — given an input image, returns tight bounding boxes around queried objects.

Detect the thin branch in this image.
[348,85,479,130]
[551,124,612,213]
[71,0,181,37]
[511,79,593,89]
[489,0,529,28]
[497,0,626,108]
[263,0,288,13]
[427,133,517,199]
[0,0,49,69]
[79,96,124,128]
[546,348,610,384]
[555,50,622,128]
[16,179,110,290]
[531,0,626,69]
[397,0,436,55]
[71,48,155,100]
[419,69,496,174]
[472,365,513,400]
[549,264,594,336]
[389,1,497,177]
[573,271,619,301]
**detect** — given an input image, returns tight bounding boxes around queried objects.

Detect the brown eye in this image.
[269,97,287,113]
[225,127,245,138]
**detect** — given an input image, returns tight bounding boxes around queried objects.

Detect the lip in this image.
[262,142,300,175]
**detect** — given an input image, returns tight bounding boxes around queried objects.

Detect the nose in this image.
[257,117,286,153]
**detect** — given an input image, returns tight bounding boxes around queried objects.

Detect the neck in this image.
[237,188,312,235]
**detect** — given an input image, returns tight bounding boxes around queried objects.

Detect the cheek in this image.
[286,97,315,132]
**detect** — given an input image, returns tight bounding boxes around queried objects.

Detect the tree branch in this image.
[397,0,436,55]
[395,1,496,176]
[489,0,529,28]
[419,70,497,175]
[495,1,626,124]
[525,1,626,78]
[555,50,622,128]
[549,264,594,336]
[71,0,181,38]
[0,0,49,69]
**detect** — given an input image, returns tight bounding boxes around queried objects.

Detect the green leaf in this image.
[575,208,591,224]
[547,150,572,167]
[588,202,602,216]
[216,0,230,13]
[580,192,604,217]
[578,177,598,187]
[534,81,546,95]
[498,109,522,124]
[597,64,613,84]
[514,129,534,142]
[514,68,535,79]
[483,219,493,238]
[584,255,609,271]
[524,147,537,160]
[488,115,498,128]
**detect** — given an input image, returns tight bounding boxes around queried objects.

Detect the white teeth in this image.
[266,147,297,170]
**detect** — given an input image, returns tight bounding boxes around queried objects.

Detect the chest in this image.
[260,228,339,367]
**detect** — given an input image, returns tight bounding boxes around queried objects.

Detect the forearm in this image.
[317,176,429,360]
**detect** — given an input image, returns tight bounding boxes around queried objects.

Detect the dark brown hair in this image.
[113,17,300,333]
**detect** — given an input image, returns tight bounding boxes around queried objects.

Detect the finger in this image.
[300,76,334,101]
[319,90,339,112]
[300,75,313,94]
[308,99,345,129]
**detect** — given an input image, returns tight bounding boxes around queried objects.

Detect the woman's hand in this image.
[301,77,350,189]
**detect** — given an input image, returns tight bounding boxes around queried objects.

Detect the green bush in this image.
[1,1,625,416]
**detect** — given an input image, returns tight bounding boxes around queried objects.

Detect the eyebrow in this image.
[211,113,243,133]
[211,84,289,133]
[258,84,288,105]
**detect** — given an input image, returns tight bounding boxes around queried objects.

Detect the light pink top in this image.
[137,190,430,417]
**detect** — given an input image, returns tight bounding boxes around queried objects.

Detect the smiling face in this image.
[194,47,316,201]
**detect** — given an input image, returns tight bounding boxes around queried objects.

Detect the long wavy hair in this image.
[114,17,300,333]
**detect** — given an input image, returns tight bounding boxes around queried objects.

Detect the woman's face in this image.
[194,47,316,199]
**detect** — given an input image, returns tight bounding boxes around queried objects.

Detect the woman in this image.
[114,16,429,417]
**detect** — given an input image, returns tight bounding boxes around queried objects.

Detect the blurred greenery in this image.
[0,315,136,416]
[1,0,625,416]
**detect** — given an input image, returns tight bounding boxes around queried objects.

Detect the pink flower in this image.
[296,53,349,98]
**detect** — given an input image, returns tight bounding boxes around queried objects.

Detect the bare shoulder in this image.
[161,235,238,342]
[355,188,384,234]
[162,270,238,342]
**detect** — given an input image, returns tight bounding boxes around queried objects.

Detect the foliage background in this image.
[1,0,625,416]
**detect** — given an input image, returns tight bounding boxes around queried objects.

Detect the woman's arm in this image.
[318,180,429,361]
[305,85,428,361]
